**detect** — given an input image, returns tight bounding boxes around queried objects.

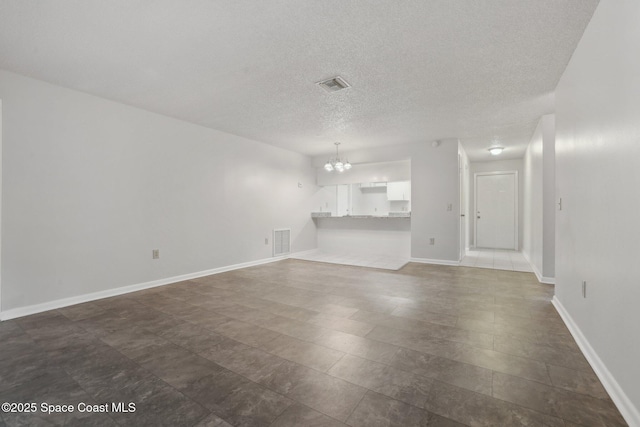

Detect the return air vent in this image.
[273,229,291,256]
[316,76,351,93]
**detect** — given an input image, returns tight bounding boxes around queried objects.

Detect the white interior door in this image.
[475,172,517,249]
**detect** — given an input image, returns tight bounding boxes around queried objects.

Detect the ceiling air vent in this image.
[316,76,351,93]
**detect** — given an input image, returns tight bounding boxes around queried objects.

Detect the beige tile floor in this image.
[0,260,626,426]
[293,248,533,273]
[460,248,534,272]
[291,249,409,270]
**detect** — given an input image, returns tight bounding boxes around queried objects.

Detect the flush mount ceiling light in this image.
[316,76,351,93]
[324,142,352,172]
[488,146,504,156]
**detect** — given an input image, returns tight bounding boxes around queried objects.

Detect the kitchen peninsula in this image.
[311,215,410,259]
[311,171,412,260]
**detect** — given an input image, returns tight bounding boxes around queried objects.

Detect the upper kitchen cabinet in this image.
[359,182,387,188]
[387,181,411,201]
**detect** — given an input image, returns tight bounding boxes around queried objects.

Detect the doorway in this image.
[474,171,518,250]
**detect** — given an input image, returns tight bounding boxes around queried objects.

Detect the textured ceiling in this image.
[0,0,599,161]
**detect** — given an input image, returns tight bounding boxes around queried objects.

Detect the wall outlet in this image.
[152,249,160,259]
[265,238,269,245]
[582,280,587,298]
[429,237,435,245]
[298,182,303,188]
[447,203,453,211]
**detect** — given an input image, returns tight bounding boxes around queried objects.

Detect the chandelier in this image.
[324,142,352,172]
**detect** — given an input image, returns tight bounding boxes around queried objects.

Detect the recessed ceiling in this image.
[0,1,599,161]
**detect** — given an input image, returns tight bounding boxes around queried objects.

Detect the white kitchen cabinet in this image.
[387,181,411,201]
[359,182,387,188]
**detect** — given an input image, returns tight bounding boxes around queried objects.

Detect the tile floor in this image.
[0,260,626,426]
[460,248,534,272]
[291,250,409,270]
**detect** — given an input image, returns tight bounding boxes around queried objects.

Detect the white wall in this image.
[523,124,543,273]
[351,187,393,216]
[542,116,556,279]
[522,114,555,281]
[316,160,410,186]
[311,185,337,215]
[0,99,3,314]
[0,70,317,314]
[314,140,461,263]
[411,141,460,262]
[469,159,524,250]
[459,144,471,253]
[555,0,640,424]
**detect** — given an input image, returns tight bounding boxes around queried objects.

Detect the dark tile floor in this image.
[0,260,627,426]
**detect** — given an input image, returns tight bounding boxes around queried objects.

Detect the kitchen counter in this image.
[313,214,411,258]
[311,213,410,219]
[312,215,410,231]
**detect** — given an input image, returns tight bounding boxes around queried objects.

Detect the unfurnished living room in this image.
[0,1,638,426]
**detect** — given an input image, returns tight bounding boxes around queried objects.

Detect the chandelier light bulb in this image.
[324,142,352,173]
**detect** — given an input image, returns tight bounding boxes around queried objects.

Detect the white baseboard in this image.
[539,275,555,285]
[410,257,460,267]
[521,251,555,284]
[552,296,639,427]
[531,263,556,285]
[0,253,298,321]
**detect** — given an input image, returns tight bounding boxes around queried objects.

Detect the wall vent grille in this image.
[273,229,291,256]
